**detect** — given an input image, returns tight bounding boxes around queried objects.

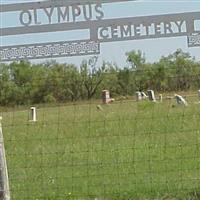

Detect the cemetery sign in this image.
[0,0,200,61]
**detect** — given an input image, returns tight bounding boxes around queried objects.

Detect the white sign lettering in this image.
[19,3,104,26]
[97,21,186,40]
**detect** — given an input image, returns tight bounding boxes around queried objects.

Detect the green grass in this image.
[1,97,200,200]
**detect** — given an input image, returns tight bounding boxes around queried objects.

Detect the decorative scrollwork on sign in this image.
[0,40,100,62]
[187,34,200,47]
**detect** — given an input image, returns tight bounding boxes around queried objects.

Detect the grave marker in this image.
[174,94,188,106]
[147,90,156,102]
[29,107,37,122]
[159,94,163,102]
[135,92,142,101]
[102,90,110,104]
[198,90,200,98]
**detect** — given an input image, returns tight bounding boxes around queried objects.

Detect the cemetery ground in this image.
[1,93,200,200]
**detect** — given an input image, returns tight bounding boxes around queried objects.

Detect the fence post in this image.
[0,117,11,200]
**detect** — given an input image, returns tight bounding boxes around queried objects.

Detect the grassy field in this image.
[1,95,200,200]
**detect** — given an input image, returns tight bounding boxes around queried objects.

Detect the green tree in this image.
[80,60,105,100]
[126,50,146,69]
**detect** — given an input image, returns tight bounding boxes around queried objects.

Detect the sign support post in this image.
[0,117,10,200]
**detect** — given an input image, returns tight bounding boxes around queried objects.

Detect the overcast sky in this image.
[0,0,200,67]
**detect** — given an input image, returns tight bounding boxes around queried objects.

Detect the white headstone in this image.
[102,90,110,104]
[174,94,188,106]
[141,92,148,99]
[30,107,37,122]
[147,90,156,102]
[198,90,200,98]
[135,92,142,101]
[159,94,163,102]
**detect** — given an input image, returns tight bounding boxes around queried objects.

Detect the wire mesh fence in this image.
[0,65,200,199]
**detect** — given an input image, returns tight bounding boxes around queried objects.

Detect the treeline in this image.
[0,49,200,106]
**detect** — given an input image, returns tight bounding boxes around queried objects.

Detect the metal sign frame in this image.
[0,0,200,62]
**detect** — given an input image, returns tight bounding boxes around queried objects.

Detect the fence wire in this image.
[0,70,200,200]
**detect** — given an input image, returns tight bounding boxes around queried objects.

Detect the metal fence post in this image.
[0,117,10,200]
